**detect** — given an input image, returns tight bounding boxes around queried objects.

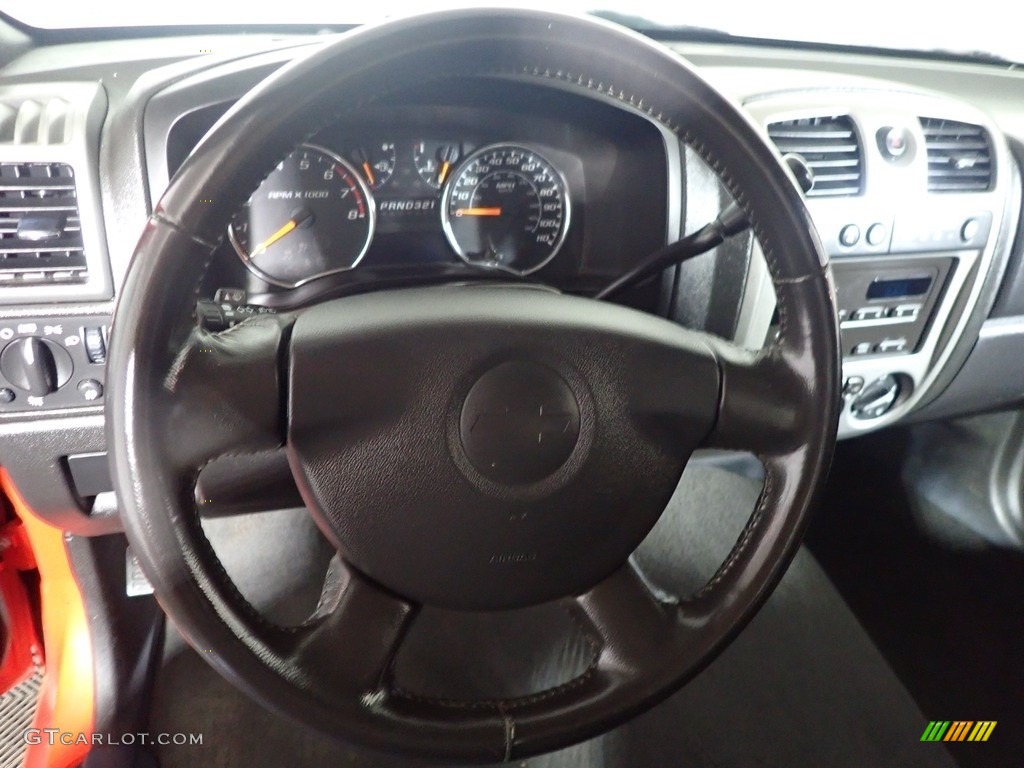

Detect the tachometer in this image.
[441,144,570,275]
[228,144,374,288]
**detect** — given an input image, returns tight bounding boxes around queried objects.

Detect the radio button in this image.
[961,218,981,243]
[853,307,886,321]
[866,223,888,247]
[892,304,921,320]
[878,337,908,354]
[839,224,861,247]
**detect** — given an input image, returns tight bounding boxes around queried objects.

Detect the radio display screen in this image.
[866,276,932,300]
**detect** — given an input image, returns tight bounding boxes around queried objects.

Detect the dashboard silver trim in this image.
[736,89,1021,438]
[978,315,1024,339]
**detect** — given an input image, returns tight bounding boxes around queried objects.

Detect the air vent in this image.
[920,117,993,193]
[767,115,863,197]
[0,97,74,145]
[0,162,87,285]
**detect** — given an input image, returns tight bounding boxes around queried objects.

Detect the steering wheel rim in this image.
[108,8,839,762]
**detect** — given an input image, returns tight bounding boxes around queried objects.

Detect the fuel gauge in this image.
[413,141,460,189]
[351,142,396,189]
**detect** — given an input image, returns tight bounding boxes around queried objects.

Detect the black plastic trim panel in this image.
[991,137,1024,318]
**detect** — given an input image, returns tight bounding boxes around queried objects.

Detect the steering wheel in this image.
[108,8,838,762]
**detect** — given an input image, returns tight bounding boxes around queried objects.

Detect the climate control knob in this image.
[0,337,73,396]
[850,374,901,420]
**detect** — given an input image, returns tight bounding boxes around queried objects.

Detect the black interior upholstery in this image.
[149,460,954,768]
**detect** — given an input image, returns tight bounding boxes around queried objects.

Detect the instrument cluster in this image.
[228,137,572,289]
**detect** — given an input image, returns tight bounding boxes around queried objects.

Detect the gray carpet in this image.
[149,457,958,768]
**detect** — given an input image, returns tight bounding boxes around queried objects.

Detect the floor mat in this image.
[0,668,41,768]
[808,435,1024,768]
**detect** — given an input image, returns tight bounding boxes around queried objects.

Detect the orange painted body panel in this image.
[0,557,41,693]
[1,470,94,768]
[0,513,42,693]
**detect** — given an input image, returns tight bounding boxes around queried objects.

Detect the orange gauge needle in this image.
[362,162,376,187]
[437,160,451,185]
[249,209,311,256]
[455,207,502,217]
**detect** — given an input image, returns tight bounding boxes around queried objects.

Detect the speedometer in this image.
[441,144,570,275]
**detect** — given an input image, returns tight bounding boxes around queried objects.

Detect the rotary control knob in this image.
[0,337,73,396]
[850,374,901,420]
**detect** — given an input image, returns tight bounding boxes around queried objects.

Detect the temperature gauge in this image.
[414,141,460,189]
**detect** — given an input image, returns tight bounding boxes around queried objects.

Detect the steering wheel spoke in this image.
[279,562,417,698]
[160,314,292,473]
[110,10,839,760]
[575,562,683,672]
[700,340,815,456]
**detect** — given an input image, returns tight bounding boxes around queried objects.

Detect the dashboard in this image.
[160,87,670,304]
[1,21,1024,534]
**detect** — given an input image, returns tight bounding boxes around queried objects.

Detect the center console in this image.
[738,89,1020,437]
[0,82,113,419]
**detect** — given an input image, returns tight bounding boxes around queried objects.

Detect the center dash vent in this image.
[0,162,87,285]
[920,117,993,193]
[767,115,863,197]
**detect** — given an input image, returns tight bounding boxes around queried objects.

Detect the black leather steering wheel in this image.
[108,9,839,762]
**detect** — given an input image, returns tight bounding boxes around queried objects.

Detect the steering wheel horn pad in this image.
[459,359,581,486]
[109,8,839,761]
[286,286,719,610]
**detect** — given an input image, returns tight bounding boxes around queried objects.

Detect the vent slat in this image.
[929,183,992,192]
[921,140,989,152]
[922,126,986,137]
[0,177,76,192]
[0,97,73,146]
[766,143,859,154]
[807,173,861,182]
[767,115,862,198]
[927,169,992,178]
[0,198,79,212]
[765,132,851,140]
[805,159,861,169]
[920,117,994,193]
[927,155,991,163]
[0,242,83,254]
[807,186,861,195]
[0,161,87,285]
[0,216,78,228]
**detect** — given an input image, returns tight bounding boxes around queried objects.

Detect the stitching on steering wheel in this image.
[492,65,792,343]
[389,598,601,711]
[185,455,305,638]
[176,49,800,715]
[691,462,776,602]
[477,66,789,626]
[391,663,600,711]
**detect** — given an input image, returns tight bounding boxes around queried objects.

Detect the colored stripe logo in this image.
[921,721,996,742]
